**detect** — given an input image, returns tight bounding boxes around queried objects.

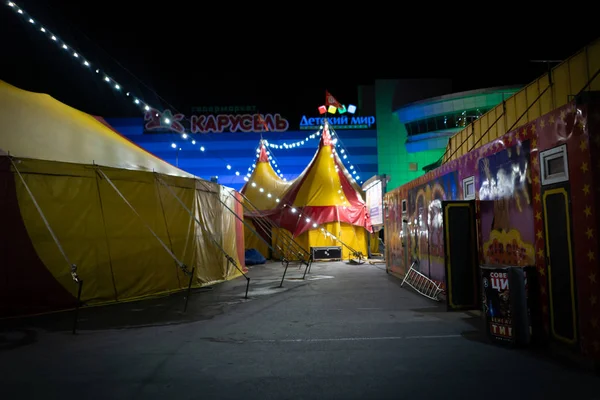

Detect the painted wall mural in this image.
[384,189,407,275]
[407,171,459,281]
[478,139,535,266]
[385,98,600,359]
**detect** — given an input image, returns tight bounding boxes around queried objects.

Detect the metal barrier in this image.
[400,260,443,301]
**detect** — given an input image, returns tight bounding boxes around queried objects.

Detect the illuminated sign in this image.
[299,115,376,130]
[190,113,289,133]
[144,108,290,133]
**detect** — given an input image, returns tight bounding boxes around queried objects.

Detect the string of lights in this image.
[243,141,286,182]
[5,1,244,179]
[7,1,366,186]
[329,125,363,184]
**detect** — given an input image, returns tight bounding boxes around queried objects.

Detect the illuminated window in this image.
[540,144,569,185]
[463,176,475,200]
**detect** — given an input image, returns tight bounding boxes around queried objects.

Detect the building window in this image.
[409,162,418,171]
[540,144,569,185]
[463,176,475,200]
[401,199,408,214]
[404,107,491,137]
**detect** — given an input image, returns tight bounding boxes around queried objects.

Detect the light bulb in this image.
[235,171,240,176]
[165,118,171,124]
[171,143,176,148]
[227,165,231,170]
[200,146,205,151]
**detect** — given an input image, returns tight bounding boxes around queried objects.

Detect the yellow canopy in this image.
[0,80,193,178]
[241,141,291,210]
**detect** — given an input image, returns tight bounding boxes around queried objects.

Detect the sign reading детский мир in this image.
[299,115,376,130]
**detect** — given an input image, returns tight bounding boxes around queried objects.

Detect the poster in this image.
[479,140,535,266]
[366,180,383,226]
[482,267,514,343]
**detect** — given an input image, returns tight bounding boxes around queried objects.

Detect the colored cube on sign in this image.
[347,104,357,114]
[338,105,347,114]
[318,105,327,114]
[328,105,337,114]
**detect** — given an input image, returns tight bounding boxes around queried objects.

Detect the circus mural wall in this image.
[384,96,600,360]
[407,172,459,282]
[478,140,535,267]
[384,189,407,275]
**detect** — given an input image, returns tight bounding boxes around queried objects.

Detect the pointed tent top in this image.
[258,140,269,163]
[320,120,332,147]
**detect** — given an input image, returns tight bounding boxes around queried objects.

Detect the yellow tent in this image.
[269,121,372,260]
[0,81,245,318]
[240,141,291,258]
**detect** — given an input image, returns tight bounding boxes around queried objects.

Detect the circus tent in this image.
[240,140,292,258]
[251,121,372,260]
[0,80,245,318]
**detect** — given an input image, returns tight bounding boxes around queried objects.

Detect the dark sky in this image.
[2,1,598,120]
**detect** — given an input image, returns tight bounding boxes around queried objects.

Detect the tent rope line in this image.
[11,157,86,334]
[10,157,81,284]
[153,174,250,298]
[95,167,192,278]
[193,178,311,287]
[234,189,311,262]
[229,189,313,282]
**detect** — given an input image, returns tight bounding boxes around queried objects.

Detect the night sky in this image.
[1,1,599,121]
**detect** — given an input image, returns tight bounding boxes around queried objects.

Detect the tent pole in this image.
[72,280,84,334]
[183,267,196,313]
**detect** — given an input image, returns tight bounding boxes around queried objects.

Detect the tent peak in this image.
[320,120,333,147]
[258,140,269,163]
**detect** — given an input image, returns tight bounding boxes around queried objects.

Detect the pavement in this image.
[1,260,599,400]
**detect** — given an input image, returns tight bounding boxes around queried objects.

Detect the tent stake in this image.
[302,255,313,279]
[279,259,290,288]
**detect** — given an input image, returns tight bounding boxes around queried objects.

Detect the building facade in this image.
[106,108,378,191]
[375,81,521,191]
